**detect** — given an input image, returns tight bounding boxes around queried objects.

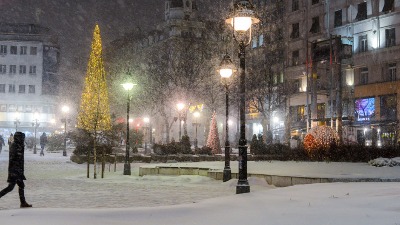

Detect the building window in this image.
[385,28,396,48]
[355,2,367,21]
[310,16,320,34]
[317,103,325,119]
[382,0,395,13]
[0,84,5,93]
[359,35,368,52]
[360,67,368,85]
[292,50,299,66]
[258,34,264,46]
[19,65,26,74]
[296,105,305,122]
[9,65,16,74]
[312,0,319,5]
[0,65,6,74]
[252,37,258,48]
[388,63,397,81]
[9,84,15,93]
[18,85,25,93]
[10,46,17,54]
[292,0,299,11]
[30,46,37,55]
[29,65,36,74]
[20,46,27,55]
[380,95,396,120]
[0,45,7,54]
[334,10,342,27]
[291,23,300,39]
[28,85,35,94]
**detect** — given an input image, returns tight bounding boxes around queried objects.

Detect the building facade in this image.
[107,0,229,145]
[249,0,399,146]
[0,23,60,137]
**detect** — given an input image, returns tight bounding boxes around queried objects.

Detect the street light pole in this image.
[62,106,69,157]
[32,113,39,154]
[14,112,20,132]
[177,103,185,141]
[226,0,259,194]
[193,111,200,148]
[143,117,150,154]
[122,82,135,175]
[219,53,236,182]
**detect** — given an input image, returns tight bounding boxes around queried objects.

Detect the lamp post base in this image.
[223,168,231,182]
[123,163,131,175]
[236,180,250,194]
[33,146,37,154]
[63,150,67,157]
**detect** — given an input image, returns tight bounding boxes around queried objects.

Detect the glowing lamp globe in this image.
[218,53,236,79]
[225,1,259,32]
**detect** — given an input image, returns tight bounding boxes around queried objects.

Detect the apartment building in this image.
[0,23,60,136]
[250,0,399,146]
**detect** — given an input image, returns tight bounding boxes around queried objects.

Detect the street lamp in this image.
[192,111,201,148]
[62,105,69,157]
[226,0,259,194]
[122,82,136,175]
[177,102,185,141]
[143,117,150,154]
[32,112,40,154]
[219,53,236,182]
[14,111,21,132]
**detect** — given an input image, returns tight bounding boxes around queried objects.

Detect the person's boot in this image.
[19,187,32,208]
[20,202,32,208]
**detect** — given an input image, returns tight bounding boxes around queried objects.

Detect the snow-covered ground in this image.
[0,147,399,224]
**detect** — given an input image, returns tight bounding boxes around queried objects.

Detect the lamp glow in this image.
[122,82,135,91]
[230,17,252,31]
[220,69,233,78]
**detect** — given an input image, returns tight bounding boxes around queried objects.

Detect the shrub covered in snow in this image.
[369,157,400,167]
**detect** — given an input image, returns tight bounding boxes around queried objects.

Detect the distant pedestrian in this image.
[0,132,32,208]
[39,133,48,156]
[8,133,13,146]
[0,135,4,150]
[0,135,4,154]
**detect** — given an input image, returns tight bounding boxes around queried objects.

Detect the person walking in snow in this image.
[8,133,13,146]
[0,135,5,154]
[39,132,48,156]
[0,132,32,208]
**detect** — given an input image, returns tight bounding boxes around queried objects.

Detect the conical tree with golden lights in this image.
[77,24,111,179]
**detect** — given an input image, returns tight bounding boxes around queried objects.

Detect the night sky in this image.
[0,0,229,102]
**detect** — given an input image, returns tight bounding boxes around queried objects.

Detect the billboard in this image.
[355,98,375,121]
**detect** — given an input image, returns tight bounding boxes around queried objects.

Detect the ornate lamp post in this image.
[61,105,69,157]
[32,112,40,154]
[226,0,259,194]
[177,102,185,141]
[122,82,135,175]
[218,53,236,182]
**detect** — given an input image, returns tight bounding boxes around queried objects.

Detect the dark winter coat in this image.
[40,133,48,146]
[7,132,26,183]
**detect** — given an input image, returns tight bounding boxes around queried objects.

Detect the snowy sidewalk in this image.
[1,149,400,224]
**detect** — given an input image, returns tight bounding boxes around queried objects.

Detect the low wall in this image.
[139,166,400,187]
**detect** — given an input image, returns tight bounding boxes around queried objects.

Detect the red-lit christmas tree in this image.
[206,112,221,154]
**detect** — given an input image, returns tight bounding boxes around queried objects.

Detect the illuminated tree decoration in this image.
[206,112,221,154]
[77,24,111,179]
[304,126,339,153]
